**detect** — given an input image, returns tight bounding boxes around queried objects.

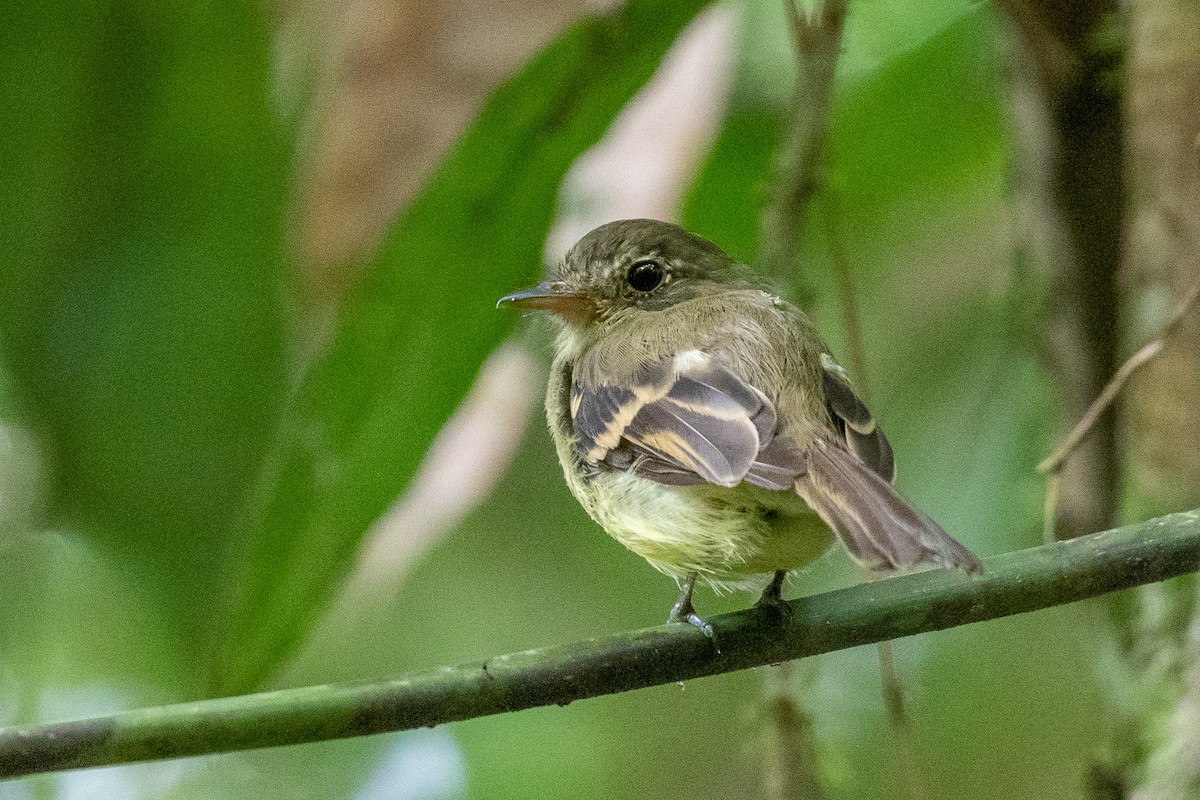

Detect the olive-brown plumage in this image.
[500,219,980,631]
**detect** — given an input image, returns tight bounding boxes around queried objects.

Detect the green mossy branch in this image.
[3,509,1199,781]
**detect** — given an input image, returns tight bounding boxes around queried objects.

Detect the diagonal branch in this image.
[3,508,1200,781]
[1038,277,1200,476]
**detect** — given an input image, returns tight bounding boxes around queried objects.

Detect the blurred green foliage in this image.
[212,0,714,697]
[0,0,289,697]
[0,0,1114,798]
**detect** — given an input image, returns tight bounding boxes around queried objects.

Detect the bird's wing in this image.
[820,355,895,481]
[794,438,982,572]
[572,351,777,488]
[803,355,982,573]
[572,349,982,574]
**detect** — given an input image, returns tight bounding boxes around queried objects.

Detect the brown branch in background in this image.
[992,0,1080,89]
[756,2,847,797]
[1121,2,1200,523]
[291,0,585,306]
[998,0,1125,541]
[1110,0,1200,793]
[826,184,927,798]
[759,3,930,797]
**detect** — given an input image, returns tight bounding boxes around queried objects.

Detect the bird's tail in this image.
[793,439,982,574]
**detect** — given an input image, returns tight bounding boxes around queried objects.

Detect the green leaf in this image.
[831,6,1006,230]
[0,1,290,682]
[214,0,715,695]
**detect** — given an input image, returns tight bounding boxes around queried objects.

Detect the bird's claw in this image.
[668,609,715,639]
[667,598,715,640]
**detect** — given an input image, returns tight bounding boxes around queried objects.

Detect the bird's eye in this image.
[626,259,665,292]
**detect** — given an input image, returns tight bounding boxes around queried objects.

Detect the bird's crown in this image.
[551,219,756,321]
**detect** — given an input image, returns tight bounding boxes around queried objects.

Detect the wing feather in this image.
[571,349,981,575]
[795,439,982,573]
[627,396,757,487]
[822,363,894,481]
[572,351,776,487]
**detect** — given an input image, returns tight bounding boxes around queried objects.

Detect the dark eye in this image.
[626,259,665,292]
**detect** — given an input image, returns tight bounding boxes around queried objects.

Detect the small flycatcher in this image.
[499,219,980,633]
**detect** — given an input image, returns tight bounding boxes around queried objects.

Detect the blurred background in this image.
[1,0,1198,798]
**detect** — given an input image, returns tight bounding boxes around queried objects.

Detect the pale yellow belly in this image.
[582,471,834,591]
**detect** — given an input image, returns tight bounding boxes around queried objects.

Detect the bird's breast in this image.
[579,469,831,587]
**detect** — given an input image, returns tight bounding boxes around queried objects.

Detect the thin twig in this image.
[761,662,826,800]
[869,588,926,800]
[1043,470,1062,545]
[876,640,906,724]
[876,636,930,800]
[826,185,923,795]
[1039,278,1200,476]
[4,510,1200,780]
[758,0,847,287]
[758,2,849,797]
[877,638,934,800]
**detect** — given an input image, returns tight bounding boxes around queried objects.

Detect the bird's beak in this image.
[497,281,595,325]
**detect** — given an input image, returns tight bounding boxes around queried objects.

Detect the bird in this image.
[498,219,981,634]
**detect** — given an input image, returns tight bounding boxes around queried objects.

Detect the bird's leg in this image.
[667,572,714,638]
[755,570,790,616]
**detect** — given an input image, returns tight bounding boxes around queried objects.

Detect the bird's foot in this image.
[667,600,715,639]
[667,574,715,640]
[754,570,792,619]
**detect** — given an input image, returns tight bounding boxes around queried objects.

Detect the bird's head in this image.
[498,219,752,328]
